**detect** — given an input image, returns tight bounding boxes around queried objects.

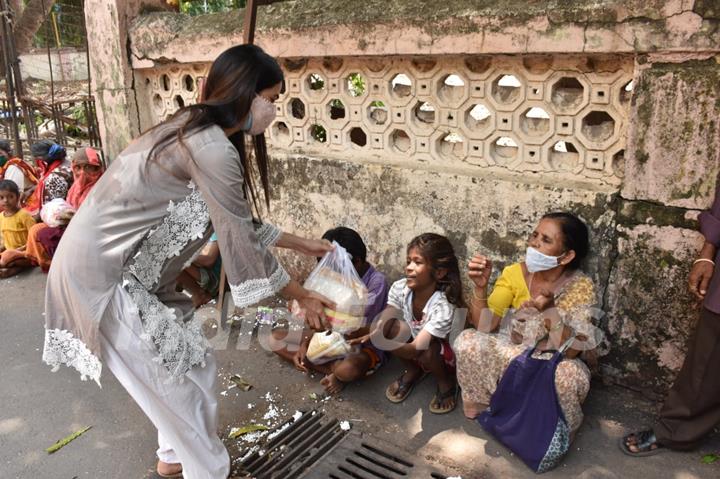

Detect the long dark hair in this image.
[542,212,589,270]
[407,233,465,308]
[322,227,367,262]
[147,44,283,215]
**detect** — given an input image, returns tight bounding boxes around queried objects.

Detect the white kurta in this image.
[42,120,289,478]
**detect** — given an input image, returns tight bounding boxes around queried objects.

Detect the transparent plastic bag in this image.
[299,241,369,334]
[306,330,351,364]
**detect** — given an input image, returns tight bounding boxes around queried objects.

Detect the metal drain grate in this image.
[236,410,451,479]
[305,432,448,479]
[237,410,348,479]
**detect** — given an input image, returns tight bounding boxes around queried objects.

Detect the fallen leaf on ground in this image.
[229,375,253,391]
[228,424,269,439]
[701,454,719,464]
[46,426,92,454]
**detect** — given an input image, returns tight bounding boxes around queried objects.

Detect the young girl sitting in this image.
[360,233,465,414]
[0,180,36,277]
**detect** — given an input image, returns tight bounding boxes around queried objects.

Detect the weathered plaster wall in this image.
[605,58,720,392]
[90,1,720,394]
[129,0,720,67]
[83,0,171,158]
[20,49,88,82]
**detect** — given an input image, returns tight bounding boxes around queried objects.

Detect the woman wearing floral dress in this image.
[42,45,332,479]
[454,212,605,437]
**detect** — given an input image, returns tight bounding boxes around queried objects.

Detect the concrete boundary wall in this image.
[87,1,720,394]
[19,49,88,82]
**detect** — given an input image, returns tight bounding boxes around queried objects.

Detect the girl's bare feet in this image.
[157,460,182,477]
[320,373,344,395]
[0,267,22,278]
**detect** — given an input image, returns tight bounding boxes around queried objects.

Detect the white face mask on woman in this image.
[525,246,566,273]
[243,95,277,135]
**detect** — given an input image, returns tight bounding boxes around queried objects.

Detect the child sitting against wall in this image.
[272,227,390,394]
[355,233,464,414]
[0,179,36,278]
[177,232,222,308]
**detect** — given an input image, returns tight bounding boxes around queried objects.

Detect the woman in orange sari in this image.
[23,140,72,217]
[25,147,104,271]
[0,139,39,211]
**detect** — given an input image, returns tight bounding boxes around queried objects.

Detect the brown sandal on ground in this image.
[619,429,666,457]
[429,383,459,414]
[385,370,427,403]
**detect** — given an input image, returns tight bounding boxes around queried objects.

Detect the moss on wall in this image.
[625,58,720,209]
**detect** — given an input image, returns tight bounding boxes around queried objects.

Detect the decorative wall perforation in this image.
[134,55,633,185]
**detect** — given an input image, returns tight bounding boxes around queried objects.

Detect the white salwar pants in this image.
[99,285,230,479]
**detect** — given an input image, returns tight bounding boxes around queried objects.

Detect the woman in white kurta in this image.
[42,45,331,479]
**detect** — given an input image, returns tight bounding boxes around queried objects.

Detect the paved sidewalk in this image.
[1,269,718,478]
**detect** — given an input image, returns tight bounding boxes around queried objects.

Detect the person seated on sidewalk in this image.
[177,232,222,308]
[0,139,38,211]
[454,212,605,438]
[621,177,720,457]
[23,140,73,218]
[357,233,465,414]
[25,147,104,272]
[0,179,36,278]
[271,226,390,395]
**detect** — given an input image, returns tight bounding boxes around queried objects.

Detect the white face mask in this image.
[244,95,276,136]
[525,246,566,273]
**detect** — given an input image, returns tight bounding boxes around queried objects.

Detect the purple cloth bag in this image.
[478,336,575,473]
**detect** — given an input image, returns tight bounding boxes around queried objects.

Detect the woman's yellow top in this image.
[488,263,531,318]
[1,209,36,250]
[488,262,596,318]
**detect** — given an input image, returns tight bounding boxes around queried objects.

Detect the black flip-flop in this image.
[429,383,459,414]
[385,371,427,403]
[619,430,665,457]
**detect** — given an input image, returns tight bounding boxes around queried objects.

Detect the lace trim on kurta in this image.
[255,222,282,247]
[230,266,290,309]
[43,328,103,386]
[121,182,210,379]
[129,181,209,290]
[123,274,207,380]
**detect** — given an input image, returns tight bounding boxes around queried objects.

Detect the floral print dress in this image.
[454,268,599,435]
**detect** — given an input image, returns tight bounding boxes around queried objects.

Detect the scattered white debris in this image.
[266,421,292,441]
[292,411,303,421]
[220,390,228,397]
[339,421,351,431]
[238,445,259,462]
[263,404,279,421]
[247,403,255,409]
[447,476,463,479]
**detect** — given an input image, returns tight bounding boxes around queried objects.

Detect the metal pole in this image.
[243,0,258,44]
[0,0,22,156]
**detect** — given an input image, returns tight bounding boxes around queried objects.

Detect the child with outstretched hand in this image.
[352,233,465,414]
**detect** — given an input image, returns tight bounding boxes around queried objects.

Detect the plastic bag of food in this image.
[40,198,76,228]
[303,241,369,333]
[306,330,351,364]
